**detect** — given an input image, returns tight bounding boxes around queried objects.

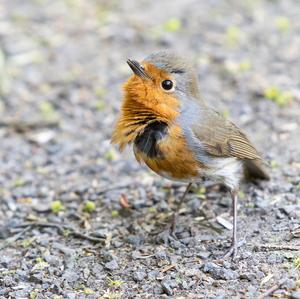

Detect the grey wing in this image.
[191,109,262,160]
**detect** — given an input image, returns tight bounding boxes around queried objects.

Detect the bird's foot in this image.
[152,213,180,243]
[155,227,179,245]
[156,212,185,243]
[169,228,179,241]
[223,243,237,260]
[222,238,246,260]
[169,211,179,239]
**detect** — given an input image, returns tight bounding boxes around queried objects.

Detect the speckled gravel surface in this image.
[0,0,300,298]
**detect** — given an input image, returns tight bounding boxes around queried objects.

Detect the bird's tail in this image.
[243,159,270,180]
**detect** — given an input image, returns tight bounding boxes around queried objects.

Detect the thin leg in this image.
[223,189,238,259]
[170,183,192,233]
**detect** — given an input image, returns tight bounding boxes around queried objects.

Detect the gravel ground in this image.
[0,0,300,298]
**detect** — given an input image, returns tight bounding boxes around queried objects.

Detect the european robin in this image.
[111,51,269,258]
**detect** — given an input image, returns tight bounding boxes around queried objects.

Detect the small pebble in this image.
[290,291,300,299]
[197,251,211,259]
[104,260,119,271]
[126,235,144,246]
[184,268,201,277]
[155,250,167,260]
[148,270,159,280]
[239,272,256,282]
[133,271,147,282]
[161,279,173,296]
[66,293,76,299]
[202,262,238,280]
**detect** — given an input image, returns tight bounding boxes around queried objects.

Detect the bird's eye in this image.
[161,80,174,91]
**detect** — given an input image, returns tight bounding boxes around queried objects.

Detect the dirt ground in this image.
[0,0,300,298]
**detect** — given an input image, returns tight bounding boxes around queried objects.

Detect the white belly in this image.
[203,157,242,191]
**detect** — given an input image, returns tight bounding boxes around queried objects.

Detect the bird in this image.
[111,51,269,258]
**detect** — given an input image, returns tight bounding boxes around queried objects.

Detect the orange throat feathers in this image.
[111,62,180,151]
[111,62,200,180]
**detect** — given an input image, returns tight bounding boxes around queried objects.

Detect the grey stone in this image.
[83,267,90,279]
[148,270,159,280]
[93,229,109,238]
[15,269,28,280]
[161,279,173,296]
[133,271,147,282]
[155,250,167,260]
[104,260,119,271]
[62,270,80,283]
[44,255,60,266]
[184,268,201,277]
[267,253,283,264]
[202,262,218,272]
[0,256,12,268]
[290,291,300,299]
[239,272,256,281]
[0,288,9,296]
[126,234,144,246]
[112,240,123,248]
[153,285,163,295]
[66,292,77,299]
[202,262,238,280]
[282,205,297,215]
[29,274,44,284]
[197,251,211,259]
[131,250,142,260]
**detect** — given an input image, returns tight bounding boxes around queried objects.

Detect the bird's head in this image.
[111,51,201,150]
[123,51,201,118]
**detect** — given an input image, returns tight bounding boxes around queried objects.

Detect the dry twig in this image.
[257,279,286,299]
[0,227,30,250]
[15,221,105,243]
[96,184,133,195]
[254,244,300,251]
[0,119,59,132]
[161,264,176,273]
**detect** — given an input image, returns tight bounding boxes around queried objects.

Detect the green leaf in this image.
[264,86,292,107]
[13,178,26,187]
[111,210,119,217]
[83,288,95,295]
[275,16,291,32]
[225,26,242,45]
[39,101,58,119]
[95,100,106,111]
[197,186,206,195]
[270,160,279,169]
[108,278,125,287]
[51,200,64,213]
[294,257,300,268]
[84,201,96,213]
[148,207,157,213]
[163,18,181,32]
[21,237,36,248]
[30,290,38,299]
[239,59,252,72]
[104,149,118,161]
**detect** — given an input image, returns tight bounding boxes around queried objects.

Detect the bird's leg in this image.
[170,183,192,234]
[223,189,238,259]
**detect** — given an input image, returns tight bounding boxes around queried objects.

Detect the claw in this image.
[167,212,179,240]
[223,238,246,259]
[223,243,238,259]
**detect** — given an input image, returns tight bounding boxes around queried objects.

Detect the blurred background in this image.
[0,0,300,298]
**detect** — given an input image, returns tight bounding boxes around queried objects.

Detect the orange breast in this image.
[134,124,204,181]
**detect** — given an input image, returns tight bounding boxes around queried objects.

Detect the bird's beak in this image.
[127,59,152,80]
